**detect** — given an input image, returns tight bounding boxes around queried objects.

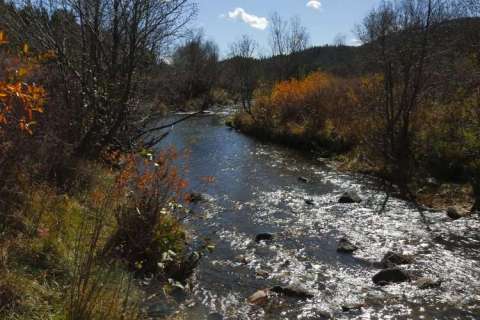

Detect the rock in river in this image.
[255,233,274,243]
[247,289,269,305]
[380,251,414,268]
[338,191,362,204]
[446,207,463,220]
[337,237,358,253]
[415,277,442,290]
[298,176,310,183]
[372,268,410,286]
[270,285,314,300]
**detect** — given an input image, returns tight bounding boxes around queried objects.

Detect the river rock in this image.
[337,237,358,253]
[298,176,310,183]
[415,277,442,290]
[341,303,365,312]
[255,270,270,279]
[380,251,414,268]
[207,313,224,320]
[270,285,314,300]
[372,268,410,285]
[446,207,463,220]
[305,198,315,205]
[247,289,269,305]
[255,233,274,243]
[188,192,213,203]
[338,192,362,204]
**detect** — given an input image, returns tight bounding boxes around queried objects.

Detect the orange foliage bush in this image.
[243,71,364,151]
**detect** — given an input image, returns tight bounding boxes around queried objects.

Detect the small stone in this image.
[341,303,364,312]
[415,277,442,290]
[207,313,224,320]
[255,270,269,278]
[372,268,410,286]
[337,237,358,253]
[255,233,273,243]
[247,289,269,305]
[270,285,314,299]
[338,192,362,204]
[305,198,315,205]
[380,251,414,268]
[298,176,310,183]
[446,207,463,220]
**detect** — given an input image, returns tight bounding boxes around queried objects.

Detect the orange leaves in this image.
[0,31,46,135]
[0,31,8,45]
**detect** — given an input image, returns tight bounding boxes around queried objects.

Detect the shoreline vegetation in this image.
[229,71,477,216]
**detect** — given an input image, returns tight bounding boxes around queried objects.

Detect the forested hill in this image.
[221,16,480,84]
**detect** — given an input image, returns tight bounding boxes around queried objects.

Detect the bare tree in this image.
[357,0,454,197]
[269,12,288,56]
[1,0,197,157]
[288,16,309,53]
[171,31,219,110]
[333,33,347,46]
[229,34,258,113]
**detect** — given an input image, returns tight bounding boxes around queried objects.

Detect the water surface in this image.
[152,113,480,320]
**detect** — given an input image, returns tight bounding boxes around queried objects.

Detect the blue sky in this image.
[194,0,382,56]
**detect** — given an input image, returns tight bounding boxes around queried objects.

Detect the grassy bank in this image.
[0,154,197,319]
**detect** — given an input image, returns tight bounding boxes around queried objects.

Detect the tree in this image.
[228,35,258,113]
[357,0,454,197]
[1,0,197,157]
[171,31,219,110]
[268,13,310,80]
[333,33,347,46]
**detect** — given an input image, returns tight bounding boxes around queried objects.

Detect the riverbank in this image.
[0,155,196,319]
[229,111,475,217]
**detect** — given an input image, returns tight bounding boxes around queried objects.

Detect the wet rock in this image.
[188,192,213,203]
[372,268,410,286]
[255,270,270,279]
[380,251,414,268]
[255,233,273,243]
[298,176,310,183]
[338,191,362,204]
[234,255,249,264]
[341,303,365,312]
[305,198,315,205]
[270,285,314,300]
[207,313,224,320]
[337,237,358,253]
[446,207,463,220]
[247,289,269,305]
[415,277,442,290]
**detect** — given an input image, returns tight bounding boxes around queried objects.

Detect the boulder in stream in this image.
[188,192,213,203]
[338,192,362,204]
[337,237,358,253]
[372,268,410,285]
[247,289,269,305]
[255,233,274,243]
[270,285,314,300]
[446,207,464,220]
[380,251,414,268]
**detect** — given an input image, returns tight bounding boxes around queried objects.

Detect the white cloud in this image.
[349,38,363,47]
[306,0,322,10]
[226,8,268,30]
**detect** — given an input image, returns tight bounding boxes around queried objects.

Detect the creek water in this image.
[149,112,480,320]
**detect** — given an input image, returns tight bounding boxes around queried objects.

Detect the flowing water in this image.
[149,112,480,320]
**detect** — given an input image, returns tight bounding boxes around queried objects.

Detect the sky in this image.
[194,0,382,56]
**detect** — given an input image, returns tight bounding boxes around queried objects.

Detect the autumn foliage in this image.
[239,71,363,152]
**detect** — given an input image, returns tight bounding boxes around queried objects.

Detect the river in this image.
[149,112,480,320]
